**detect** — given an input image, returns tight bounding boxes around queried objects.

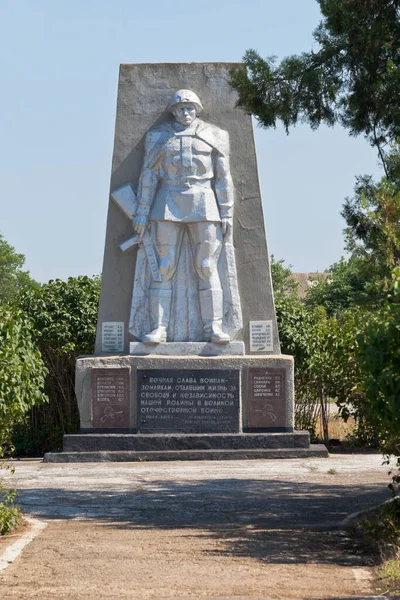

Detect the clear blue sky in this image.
[0,0,382,283]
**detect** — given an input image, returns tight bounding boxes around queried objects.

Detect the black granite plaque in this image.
[92,368,130,429]
[248,368,286,428]
[137,369,240,433]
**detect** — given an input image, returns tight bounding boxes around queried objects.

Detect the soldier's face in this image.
[172,103,197,126]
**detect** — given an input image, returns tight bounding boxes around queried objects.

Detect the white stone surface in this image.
[129,341,245,356]
[126,89,241,345]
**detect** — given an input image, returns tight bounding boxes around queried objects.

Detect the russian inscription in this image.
[248,368,286,428]
[92,368,130,429]
[101,321,124,353]
[137,369,240,433]
[250,320,273,352]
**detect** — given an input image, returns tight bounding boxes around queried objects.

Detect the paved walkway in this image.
[0,453,396,599]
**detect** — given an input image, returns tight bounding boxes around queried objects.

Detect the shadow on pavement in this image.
[15,477,391,567]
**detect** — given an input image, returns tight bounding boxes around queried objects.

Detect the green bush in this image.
[275,293,368,443]
[0,304,46,533]
[0,467,21,535]
[14,276,100,454]
[0,304,47,454]
[351,498,400,560]
[357,268,400,458]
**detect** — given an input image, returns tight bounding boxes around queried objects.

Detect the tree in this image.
[305,145,400,312]
[342,170,400,277]
[270,255,299,300]
[230,0,400,174]
[0,234,38,301]
[304,256,374,314]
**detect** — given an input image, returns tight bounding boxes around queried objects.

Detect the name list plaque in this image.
[248,368,286,428]
[101,321,124,353]
[137,369,240,433]
[92,368,130,429]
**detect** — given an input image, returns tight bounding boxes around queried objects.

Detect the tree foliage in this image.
[305,256,373,314]
[342,171,400,275]
[0,304,47,454]
[13,276,100,454]
[0,234,38,301]
[306,146,400,313]
[270,255,299,299]
[275,292,366,442]
[356,268,400,458]
[230,0,400,172]
[0,475,20,535]
[271,257,368,442]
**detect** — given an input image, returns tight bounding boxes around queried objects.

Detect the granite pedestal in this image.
[44,352,328,462]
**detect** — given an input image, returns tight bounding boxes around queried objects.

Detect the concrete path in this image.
[0,453,396,599]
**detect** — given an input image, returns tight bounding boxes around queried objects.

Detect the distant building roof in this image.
[289,273,329,299]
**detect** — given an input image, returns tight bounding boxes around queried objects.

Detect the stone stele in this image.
[95,62,279,355]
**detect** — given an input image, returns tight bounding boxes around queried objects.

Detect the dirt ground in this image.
[0,453,396,599]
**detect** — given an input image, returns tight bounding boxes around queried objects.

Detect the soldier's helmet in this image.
[167,89,203,114]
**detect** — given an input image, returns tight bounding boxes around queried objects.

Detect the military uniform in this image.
[134,91,234,344]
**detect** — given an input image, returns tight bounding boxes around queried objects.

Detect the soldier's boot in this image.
[142,289,171,344]
[199,289,230,344]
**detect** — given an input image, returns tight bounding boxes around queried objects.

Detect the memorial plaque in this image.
[92,368,130,429]
[248,368,286,428]
[137,369,240,433]
[250,321,273,352]
[101,321,124,353]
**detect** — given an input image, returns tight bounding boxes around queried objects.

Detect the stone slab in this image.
[137,369,240,433]
[248,367,286,428]
[63,432,310,452]
[44,444,329,462]
[91,368,130,429]
[130,341,245,356]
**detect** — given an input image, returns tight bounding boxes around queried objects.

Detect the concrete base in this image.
[60,353,320,463]
[63,431,310,451]
[44,432,328,462]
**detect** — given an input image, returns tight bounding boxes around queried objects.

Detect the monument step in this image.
[44,444,328,463]
[63,431,311,452]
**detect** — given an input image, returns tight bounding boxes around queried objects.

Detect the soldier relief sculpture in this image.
[114,89,242,345]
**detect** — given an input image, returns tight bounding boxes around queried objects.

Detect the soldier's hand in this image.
[133,214,148,238]
[221,218,233,239]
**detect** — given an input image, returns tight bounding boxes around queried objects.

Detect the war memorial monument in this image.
[45,62,327,461]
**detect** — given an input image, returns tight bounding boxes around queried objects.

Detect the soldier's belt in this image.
[159,179,212,191]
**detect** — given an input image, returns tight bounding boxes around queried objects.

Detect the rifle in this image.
[110,184,162,283]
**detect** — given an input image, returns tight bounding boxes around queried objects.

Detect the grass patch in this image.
[316,412,357,442]
[349,498,400,559]
[375,557,400,596]
[347,498,400,595]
